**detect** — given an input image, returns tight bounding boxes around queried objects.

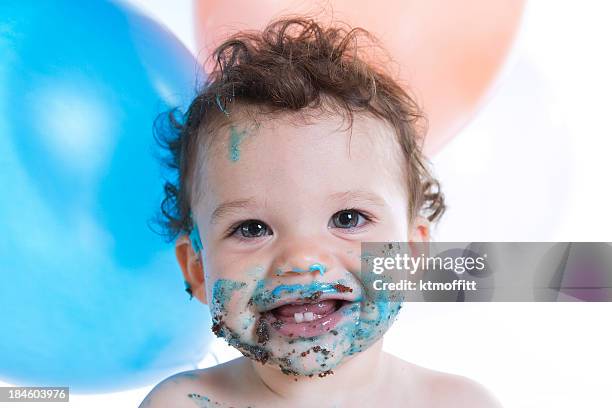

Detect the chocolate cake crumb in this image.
[211,316,224,337]
[333,283,353,293]
[271,319,284,329]
[308,291,322,301]
[241,344,270,365]
[256,318,270,344]
[318,370,334,378]
[280,366,299,376]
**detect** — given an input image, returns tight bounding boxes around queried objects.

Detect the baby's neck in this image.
[249,339,387,403]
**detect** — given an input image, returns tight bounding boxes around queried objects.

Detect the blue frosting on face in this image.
[251,281,340,309]
[209,273,403,378]
[271,282,337,298]
[189,223,203,253]
[229,126,248,162]
[273,263,327,276]
[309,263,327,276]
[212,279,247,309]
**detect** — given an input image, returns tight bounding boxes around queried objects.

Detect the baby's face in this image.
[192,112,423,376]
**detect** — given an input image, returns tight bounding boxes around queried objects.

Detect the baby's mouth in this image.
[272,299,344,323]
[263,299,355,338]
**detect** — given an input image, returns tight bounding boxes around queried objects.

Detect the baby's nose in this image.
[272,240,334,278]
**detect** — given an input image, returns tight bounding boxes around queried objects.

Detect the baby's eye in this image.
[232,220,271,239]
[329,209,370,230]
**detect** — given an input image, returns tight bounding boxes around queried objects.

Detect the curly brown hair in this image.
[155,16,445,241]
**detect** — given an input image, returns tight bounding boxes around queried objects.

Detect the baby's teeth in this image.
[294,312,317,323]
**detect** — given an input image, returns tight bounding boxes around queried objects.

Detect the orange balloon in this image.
[194,0,525,155]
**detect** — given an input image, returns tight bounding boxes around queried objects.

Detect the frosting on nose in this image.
[307,263,326,276]
[287,262,327,276]
[281,263,327,276]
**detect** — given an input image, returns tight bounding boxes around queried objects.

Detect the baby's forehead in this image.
[204,108,402,163]
[190,109,407,211]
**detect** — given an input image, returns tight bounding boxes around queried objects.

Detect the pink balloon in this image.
[194,0,525,155]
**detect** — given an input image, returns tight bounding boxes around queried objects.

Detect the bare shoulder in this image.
[385,353,503,408]
[138,369,213,408]
[138,370,201,408]
[423,369,503,408]
[139,358,251,408]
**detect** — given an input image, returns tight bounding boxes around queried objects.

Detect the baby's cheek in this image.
[207,265,270,342]
[325,299,401,360]
[209,279,256,335]
[341,248,363,273]
[337,248,365,294]
[356,300,402,348]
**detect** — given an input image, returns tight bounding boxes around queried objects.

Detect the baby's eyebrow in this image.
[210,197,257,224]
[329,190,387,207]
[209,191,386,224]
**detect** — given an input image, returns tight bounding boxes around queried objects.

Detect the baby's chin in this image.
[216,299,401,377]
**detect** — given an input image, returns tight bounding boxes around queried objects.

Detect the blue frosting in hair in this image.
[189,222,203,253]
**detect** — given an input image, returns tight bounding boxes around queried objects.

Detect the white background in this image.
[2,0,611,406]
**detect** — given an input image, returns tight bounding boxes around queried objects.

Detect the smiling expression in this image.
[189,109,423,376]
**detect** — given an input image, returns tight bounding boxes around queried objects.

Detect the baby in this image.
[141,16,501,408]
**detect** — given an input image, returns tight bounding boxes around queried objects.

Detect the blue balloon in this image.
[0,0,212,392]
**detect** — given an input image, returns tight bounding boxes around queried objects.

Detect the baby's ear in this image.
[408,216,430,261]
[408,216,430,243]
[175,235,207,304]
